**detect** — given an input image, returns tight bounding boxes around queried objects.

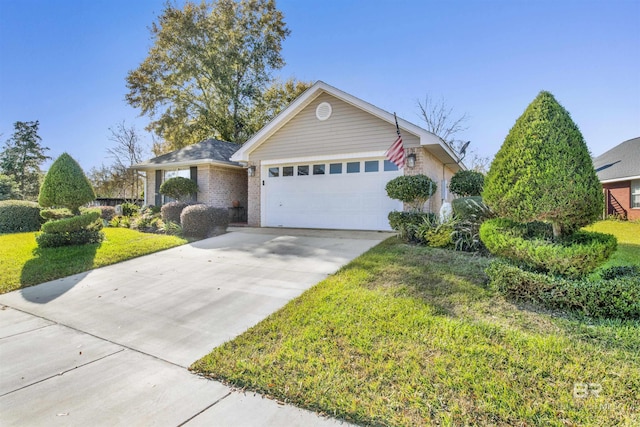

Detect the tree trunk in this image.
[552,222,562,239]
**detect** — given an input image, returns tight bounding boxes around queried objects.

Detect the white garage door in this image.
[262,158,402,230]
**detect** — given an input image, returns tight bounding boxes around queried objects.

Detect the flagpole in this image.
[394,112,401,137]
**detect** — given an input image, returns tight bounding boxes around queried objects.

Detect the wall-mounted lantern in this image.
[406,153,416,169]
[247,165,256,177]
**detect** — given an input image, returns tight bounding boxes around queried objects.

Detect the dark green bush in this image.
[452,196,492,221]
[480,218,616,278]
[96,206,116,221]
[36,229,104,248]
[121,202,140,217]
[486,261,640,319]
[142,205,161,215]
[449,170,484,196]
[161,201,190,224]
[0,200,42,233]
[385,174,437,211]
[600,265,640,280]
[160,177,198,202]
[41,211,101,234]
[388,211,436,242]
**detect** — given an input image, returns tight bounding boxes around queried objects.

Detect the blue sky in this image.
[1,0,638,171]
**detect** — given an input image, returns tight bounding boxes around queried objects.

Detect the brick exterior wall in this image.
[143,166,247,211]
[198,165,247,209]
[603,181,640,220]
[247,162,261,226]
[403,148,456,214]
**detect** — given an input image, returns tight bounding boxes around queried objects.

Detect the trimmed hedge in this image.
[385,174,437,211]
[161,201,190,224]
[180,205,229,238]
[0,200,42,233]
[160,177,198,201]
[486,261,640,319]
[480,218,616,278]
[449,170,484,197]
[36,229,104,248]
[41,211,101,234]
[41,208,74,221]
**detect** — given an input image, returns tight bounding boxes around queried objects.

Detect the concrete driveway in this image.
[0,227,391,426]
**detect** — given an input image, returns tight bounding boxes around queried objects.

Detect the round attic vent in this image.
[316,102,332,121]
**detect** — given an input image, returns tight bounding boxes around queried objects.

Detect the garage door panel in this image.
[263,159,402,230]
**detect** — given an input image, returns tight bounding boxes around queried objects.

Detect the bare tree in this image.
[107,121,148,201]
[417,95,469,152]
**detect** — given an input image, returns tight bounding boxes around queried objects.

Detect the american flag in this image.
[386,114,404,168]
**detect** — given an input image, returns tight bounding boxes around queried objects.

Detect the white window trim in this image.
[261,151,388,166]
[631,179,640,209]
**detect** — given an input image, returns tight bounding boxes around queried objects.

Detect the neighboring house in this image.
[231,81,465,231]
[133,139,248,211]
[593,137,640,220]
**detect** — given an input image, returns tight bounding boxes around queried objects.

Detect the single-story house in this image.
[230,81,464,230]
[133,138,247,212]
[593,137,640,220]
[134,81,465,231]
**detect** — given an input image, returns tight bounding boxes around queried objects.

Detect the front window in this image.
[632,179,640,208]
[164,169,190,180]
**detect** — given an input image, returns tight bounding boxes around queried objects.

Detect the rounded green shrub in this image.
[159,177,198,202]
[41,211,101,234]
[0,200,42,233]
[480,218,616,278]
[38,153,96,215]
[161,201,190,224]
[486,261,640,319]
[449,170,484,196]
[385,174,437,211]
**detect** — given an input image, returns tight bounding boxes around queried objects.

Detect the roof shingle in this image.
[593,137,640,182]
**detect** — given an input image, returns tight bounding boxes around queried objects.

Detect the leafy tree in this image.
[449,170,484,196]
[245,78,313,135]
[39,153,96,215]
[0,174,20,200]
[0,121,50,200]
[126,0,290,148]
[483,91,602,238]
[385,174,437,211]
[160,176,198,202]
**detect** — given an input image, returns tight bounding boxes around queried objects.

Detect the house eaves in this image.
[230,80,465,171]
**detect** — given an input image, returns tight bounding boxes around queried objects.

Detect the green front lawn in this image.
[0,228,188,294]
[584,220,640,270]
[192,229,640,425]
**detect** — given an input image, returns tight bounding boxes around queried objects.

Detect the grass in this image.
[192,229,640,426]
[584,220,640,270]
[0,228,188,294]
